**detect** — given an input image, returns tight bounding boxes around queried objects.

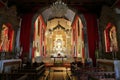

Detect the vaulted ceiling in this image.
[2,0,120,16]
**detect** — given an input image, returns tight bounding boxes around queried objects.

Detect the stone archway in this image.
[29,0,89,63]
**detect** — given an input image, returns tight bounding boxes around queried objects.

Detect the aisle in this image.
[49,67,67,80]
[38,67,70,80]
[52,70,65,80]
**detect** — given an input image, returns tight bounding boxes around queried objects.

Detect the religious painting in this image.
[78,18,84,59]
[104,23,118,52]
[32,15,47,59]
[71,16,85,61]
[0,24,14,52]
[0,24,9,52]
[33,16,41,59]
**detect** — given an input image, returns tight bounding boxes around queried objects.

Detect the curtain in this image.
[0,2,4,7]
[84,13,99,66]
[20,13,34,58]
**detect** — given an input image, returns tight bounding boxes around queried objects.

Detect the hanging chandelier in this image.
[50,0,68,17]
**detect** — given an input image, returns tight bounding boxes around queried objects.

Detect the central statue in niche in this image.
[52,35,66,57]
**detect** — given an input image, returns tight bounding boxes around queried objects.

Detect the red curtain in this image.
[32,22,36,58]
[0,2,4,7]
[20,13,34,58]
[84,13,99,65]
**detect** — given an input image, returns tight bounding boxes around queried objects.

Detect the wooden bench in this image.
[16,62,46,79]
[88,72,115,80]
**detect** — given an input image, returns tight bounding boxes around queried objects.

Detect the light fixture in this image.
[50,0,68,17]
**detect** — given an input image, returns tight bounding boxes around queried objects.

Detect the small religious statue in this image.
[109,28,118,52]
[109,26,118,59]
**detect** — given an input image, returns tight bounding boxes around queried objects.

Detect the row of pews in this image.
[74,68,115,80]
[67,61,116,80]
[0,59,46,80]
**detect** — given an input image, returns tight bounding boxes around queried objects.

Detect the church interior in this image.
[0,0,120,80]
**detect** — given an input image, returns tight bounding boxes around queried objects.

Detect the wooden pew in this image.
[70,66,116,80]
